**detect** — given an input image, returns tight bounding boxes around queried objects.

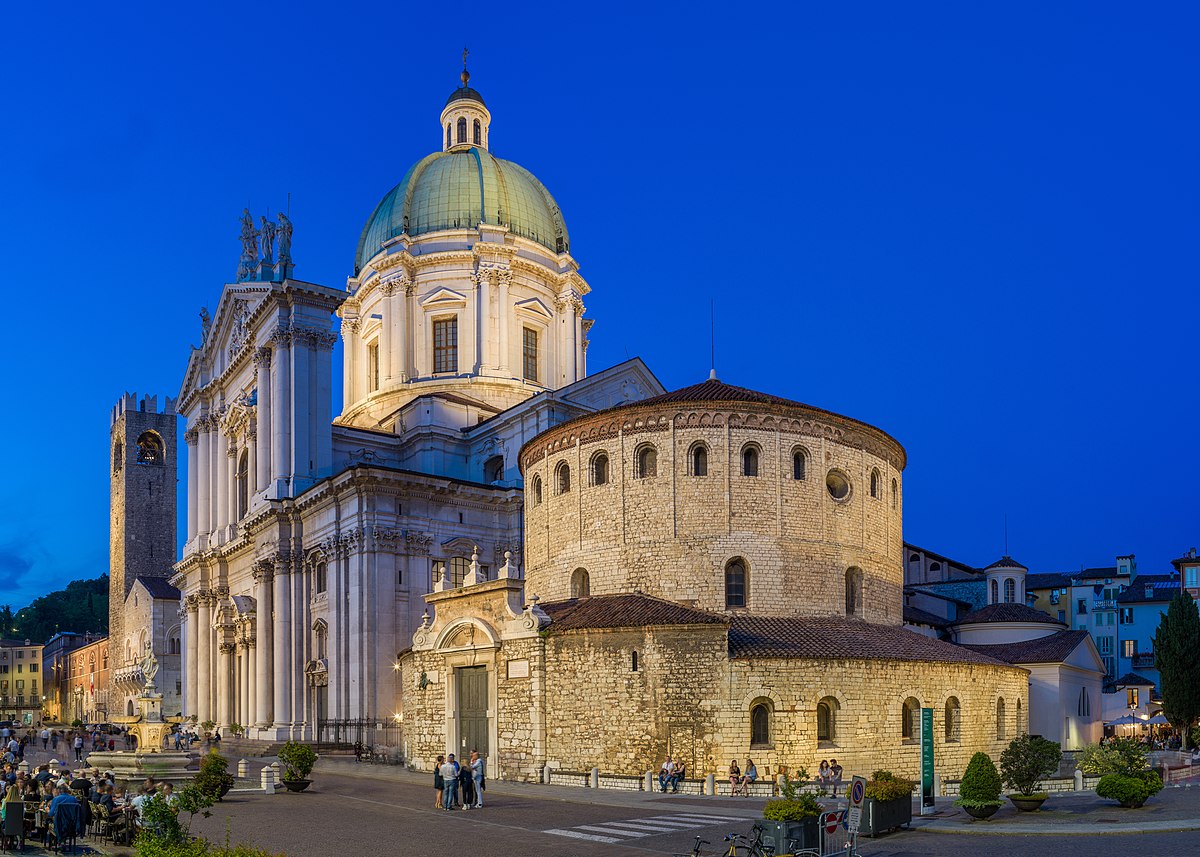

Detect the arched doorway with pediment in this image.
[435,619,499,760]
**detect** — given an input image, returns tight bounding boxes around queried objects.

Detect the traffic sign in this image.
[847,775,867,833]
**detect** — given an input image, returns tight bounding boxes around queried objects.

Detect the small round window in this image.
[826,469,852,502]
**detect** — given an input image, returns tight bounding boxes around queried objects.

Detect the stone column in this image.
[226,442,239,524]
[196,422,211,536]
[184,599,197,717]
[254,348,272,493]
[272,556,292,729]
[215,431,229,533]
[498,271,511,377]
[246,637,257,729]
[218,642,234,728]
[246,431,256,508]
[310,329,336,480]
[342,318,359,407]
[389,276,408,382]
[253,564,274,730]
[380,280,395,383]
[477,269,492,371]
[270,328,292,497]
[185,429,198,540]
[573,298,584,383]
[195,593,211,722]
[238,639,250,728]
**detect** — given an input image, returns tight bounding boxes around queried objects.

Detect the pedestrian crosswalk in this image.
[545,812,747,844]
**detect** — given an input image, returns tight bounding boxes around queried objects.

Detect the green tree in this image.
[10,576,109,644]
[1154,591,1200,749]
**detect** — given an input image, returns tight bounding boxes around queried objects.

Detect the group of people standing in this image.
[433,751,485,811]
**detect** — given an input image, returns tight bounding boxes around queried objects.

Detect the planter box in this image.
[861,796,912,837]
[758,817,819,853]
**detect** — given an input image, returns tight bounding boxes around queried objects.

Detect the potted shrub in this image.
[1000,734,1062,811]
[760,773,822,852]
[194,750,235,801]
[278,740,319,792]
[954,752,1003,820]
[1096,770,1164,808]
[861,770,915,836]
[1082,736,1164,809]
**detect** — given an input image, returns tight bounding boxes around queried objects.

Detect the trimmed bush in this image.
[1096,770,1164,808]
[194,751,235,801]
[1000,734,1062,797]
[865,770,916,802]
[763,794,823,821]
[1078,737,1148,777]
[277,741,318,782]
[955,752,1002,809]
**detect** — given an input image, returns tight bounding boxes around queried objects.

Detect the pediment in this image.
[514,297,553,319]
[419,288,467,308]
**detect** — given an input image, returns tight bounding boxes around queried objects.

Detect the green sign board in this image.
[920,707,935,814]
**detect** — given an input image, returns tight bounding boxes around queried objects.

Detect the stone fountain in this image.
[85,648,194,785]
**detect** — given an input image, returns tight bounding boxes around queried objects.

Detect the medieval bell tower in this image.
[109,393,178,662]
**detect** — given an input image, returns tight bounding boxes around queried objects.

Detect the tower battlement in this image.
[111,392,177,425]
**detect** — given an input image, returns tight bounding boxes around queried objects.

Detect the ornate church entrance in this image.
[456,666,489,756]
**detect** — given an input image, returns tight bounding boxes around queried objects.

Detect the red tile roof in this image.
[727,616,1015,667]
[959,630,1090,665]
[540,593,728,632]
[955,603,1065,626]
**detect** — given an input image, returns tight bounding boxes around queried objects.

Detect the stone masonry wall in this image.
[524,406,903,623]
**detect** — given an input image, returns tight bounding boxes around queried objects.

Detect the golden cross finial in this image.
[463,46,469,69]
[461,46,470,86]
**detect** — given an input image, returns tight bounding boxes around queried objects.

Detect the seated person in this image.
[740,759,758,794]
[33,766,51,786]
[728,760,743,795]
[669,761,686,793]
[658,757,676,793]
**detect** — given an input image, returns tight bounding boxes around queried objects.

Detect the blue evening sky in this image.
[1,2,1196,610]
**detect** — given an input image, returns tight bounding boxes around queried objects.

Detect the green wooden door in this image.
[457,666,489,756]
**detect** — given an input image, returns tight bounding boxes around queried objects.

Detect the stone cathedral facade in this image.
[169,70,1027,780]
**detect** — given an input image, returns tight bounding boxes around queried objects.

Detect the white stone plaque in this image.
[507,658,530,679]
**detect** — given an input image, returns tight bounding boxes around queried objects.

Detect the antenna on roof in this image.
[1004,513,1009,555]
[709,297,717,381]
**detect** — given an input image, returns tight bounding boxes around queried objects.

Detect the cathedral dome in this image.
[355,150,569,273]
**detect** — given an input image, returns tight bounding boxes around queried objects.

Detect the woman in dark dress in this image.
[433,755,445,809]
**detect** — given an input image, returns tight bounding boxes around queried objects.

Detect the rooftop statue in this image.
[199,307,212,345]
[260,215,277,265]
[277,212,293,265]
[237,208,259,281]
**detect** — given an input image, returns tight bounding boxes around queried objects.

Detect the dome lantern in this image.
[441,53,490,152]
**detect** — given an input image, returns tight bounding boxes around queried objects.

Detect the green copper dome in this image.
[355,147,570,273]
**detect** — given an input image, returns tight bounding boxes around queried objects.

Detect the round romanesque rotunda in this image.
[338,67,591,430]
[520,376,907,621]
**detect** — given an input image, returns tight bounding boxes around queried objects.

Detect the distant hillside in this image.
[7,576,109,645]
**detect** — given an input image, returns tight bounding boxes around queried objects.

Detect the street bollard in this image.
[1074,770,1083,791]
[237,759,249,779]
[543,765,553,785]
[260,766,275,795]
[590,767,599,789]
[17,761,29,776]
[705,774,715,796]
[644,771,654,792]
[933,773,942,797]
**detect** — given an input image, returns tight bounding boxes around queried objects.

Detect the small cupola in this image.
[984,556,1028,605]
[441,52,491,152]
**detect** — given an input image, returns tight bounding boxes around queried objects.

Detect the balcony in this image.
[1094,599,1117,610]
[1132,652,1156,670]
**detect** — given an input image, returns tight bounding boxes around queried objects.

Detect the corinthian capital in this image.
[253,347,272,369]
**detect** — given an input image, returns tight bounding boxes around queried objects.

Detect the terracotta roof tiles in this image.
[960,630,1090,665]
[955,602,1064,626]
[540,593,727,632]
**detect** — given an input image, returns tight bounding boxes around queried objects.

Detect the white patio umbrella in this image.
[1106,714,1140,726]
[1146,714,1170,725]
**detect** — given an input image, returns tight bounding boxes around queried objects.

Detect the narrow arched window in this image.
[792,449,807,480]
[591,452,609,486]
[473,119,481,145]
[750,702,772,747]
[742,445,759,477]
[571,567,590,598]
[870,469,880,498]
[555,461,571,494]
[817,697,838,743]
[315,561,327,594]
[446,123,452,149]
[1016,699,1025,734]
[636,445,657,479]
[236,449,249,519]
[631,650,639,672]
[725,558,747,608]
[1004,578,1016,603]
[457,117,467,144]
[691,443,708,477]
[845,567,864,617]
[531,475,543,506]
[136,431,165,465]
[945,697,961,742]
[996,698,1006,739]
[891,478,898,508]
[990,579,999,604]
[902,697,920,740]
[484,455,504,484]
